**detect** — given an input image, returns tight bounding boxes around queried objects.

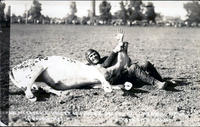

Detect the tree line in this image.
[0,1,10,27]
[10,0,157,25]
[1,0,200,26]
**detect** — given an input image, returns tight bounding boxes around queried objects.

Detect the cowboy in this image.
[85,31,167,90]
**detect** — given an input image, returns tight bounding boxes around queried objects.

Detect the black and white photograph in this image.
[0,0,200,126]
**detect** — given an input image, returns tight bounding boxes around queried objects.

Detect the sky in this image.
[4,0,189,20]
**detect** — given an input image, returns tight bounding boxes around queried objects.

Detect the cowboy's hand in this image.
[115,29,124,42]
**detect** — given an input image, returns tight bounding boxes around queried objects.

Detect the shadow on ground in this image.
[164,77,191,92]
[121,76,191,97]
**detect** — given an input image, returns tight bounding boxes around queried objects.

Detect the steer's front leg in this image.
[102,80,112,92]
[94,66,112,93]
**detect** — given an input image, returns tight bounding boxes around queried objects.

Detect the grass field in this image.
[8,24,200,126]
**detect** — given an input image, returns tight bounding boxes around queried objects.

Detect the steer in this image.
[10,56,113,102]
[10,43,130,102]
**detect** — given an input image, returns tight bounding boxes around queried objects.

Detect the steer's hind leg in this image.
[25,67,46,102]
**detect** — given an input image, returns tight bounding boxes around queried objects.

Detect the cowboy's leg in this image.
[127,63,160,86]
[141,61,163,82]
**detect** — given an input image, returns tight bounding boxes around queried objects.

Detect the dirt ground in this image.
[6,25,200,126]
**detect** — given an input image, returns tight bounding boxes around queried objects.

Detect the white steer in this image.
[10,56,113,102]
[10,42,131,102]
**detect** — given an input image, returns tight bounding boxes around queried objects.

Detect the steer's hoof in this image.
[28,96,37,102]
[104,86,112,93]
[32,84,39,91]
[124,82,133,90]
[55,91,63,97]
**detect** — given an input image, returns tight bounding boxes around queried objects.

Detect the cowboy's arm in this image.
[101,28,125,68]
[101,51,118,68]
[101,39,126,68]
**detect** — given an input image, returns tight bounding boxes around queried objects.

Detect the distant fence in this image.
[10,18,200,28]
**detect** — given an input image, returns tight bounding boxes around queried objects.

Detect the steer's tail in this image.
[9,69,18,87]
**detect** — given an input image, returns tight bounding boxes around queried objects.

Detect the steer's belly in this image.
[46,61,99,83]
[11,56,102,88]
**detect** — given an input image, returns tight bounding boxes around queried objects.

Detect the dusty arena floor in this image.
[6,25,200,126]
